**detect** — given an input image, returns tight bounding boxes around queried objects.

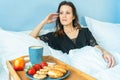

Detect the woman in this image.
[30,1,115,68]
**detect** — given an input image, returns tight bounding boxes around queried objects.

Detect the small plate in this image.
[26,70,70,80]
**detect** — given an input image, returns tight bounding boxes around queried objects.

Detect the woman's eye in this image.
[59,12,70,15]
[66,12,70,14]
[59,12,63,14]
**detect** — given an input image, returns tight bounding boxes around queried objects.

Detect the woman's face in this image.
[59,5,74,26]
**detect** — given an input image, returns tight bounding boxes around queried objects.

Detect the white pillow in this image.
[85,16,120,53]
[0,28,51,56]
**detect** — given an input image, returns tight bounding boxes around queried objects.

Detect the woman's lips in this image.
[62,19,67,21]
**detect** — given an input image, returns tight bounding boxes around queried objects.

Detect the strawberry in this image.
[28,67,36,75]
[33,64,42,71]
[40,61,48,68]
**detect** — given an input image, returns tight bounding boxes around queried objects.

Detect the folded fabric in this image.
[93,64,120,80]
[68,46,107,75]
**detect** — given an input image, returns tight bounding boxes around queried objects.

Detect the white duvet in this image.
[0,28,120,80]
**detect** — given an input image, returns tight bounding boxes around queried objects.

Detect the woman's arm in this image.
[29,20,46,39]
[95,45,116,68]
[29,13,58,39]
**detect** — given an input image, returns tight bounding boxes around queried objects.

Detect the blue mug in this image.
[29,46,43,65]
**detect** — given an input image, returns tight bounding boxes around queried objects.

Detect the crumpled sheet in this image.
[49,46,120,80]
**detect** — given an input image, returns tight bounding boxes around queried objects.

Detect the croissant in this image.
[54,67,66,74]
[48,69,64,78]
[54,65,67,70]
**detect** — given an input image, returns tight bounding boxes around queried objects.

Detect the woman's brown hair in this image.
[55,1,81,36]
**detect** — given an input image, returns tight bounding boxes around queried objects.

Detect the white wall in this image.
[0,0,119,31]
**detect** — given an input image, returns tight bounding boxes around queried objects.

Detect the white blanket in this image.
[0,28,120,80]
[68,46,120,80]
[49,46,120,80]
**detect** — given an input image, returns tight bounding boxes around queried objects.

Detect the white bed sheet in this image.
[0,28,120,80]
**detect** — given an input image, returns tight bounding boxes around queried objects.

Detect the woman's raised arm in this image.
[29,13,58,39]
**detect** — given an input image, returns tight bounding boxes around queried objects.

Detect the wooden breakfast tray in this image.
[6,55,96,80]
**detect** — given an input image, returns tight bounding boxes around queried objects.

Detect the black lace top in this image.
[39,28,98,54]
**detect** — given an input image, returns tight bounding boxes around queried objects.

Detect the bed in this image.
[0,17,120,80]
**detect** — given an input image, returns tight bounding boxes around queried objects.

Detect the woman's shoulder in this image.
[44,31,54,35]
[41,32,55,38]
[79,28,92,35]
[80,28,89,32]
[45,32,60,38]
[81,28,89,30]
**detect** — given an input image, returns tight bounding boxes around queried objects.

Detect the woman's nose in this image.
[62,13,67,18]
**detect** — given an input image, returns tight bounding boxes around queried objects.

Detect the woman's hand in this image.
[43,13,59,24]
[102,51,116,68]
[95,45,116,68]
